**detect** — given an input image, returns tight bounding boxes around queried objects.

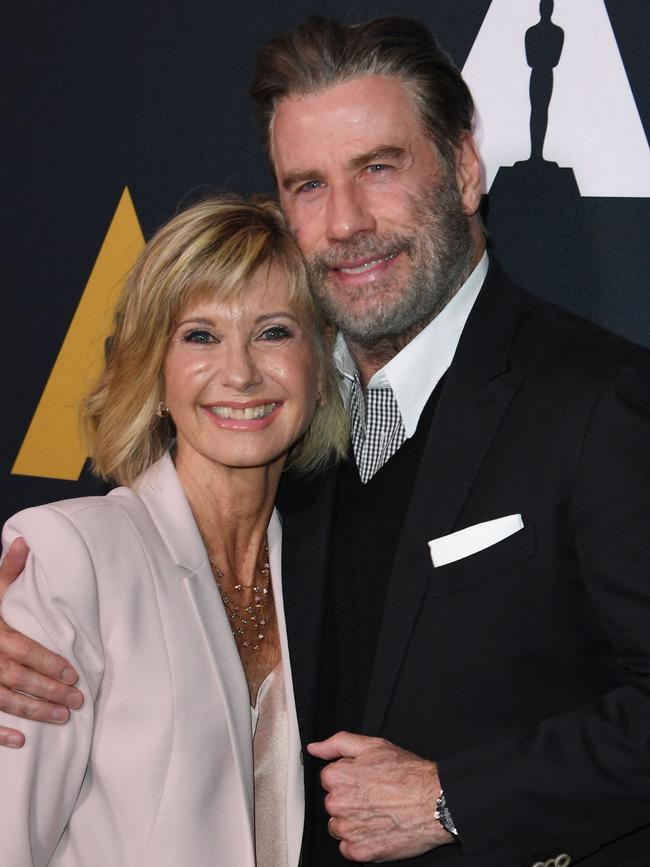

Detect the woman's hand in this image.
[0,538,84,747]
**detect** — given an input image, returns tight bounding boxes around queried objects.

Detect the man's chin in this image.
[312,269,436,342]
[316,292,388,334]
[333,305,418,343]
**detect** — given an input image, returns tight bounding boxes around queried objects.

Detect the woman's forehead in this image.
[177,270,308,321]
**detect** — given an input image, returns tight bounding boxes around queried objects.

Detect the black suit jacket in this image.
[278,263,650,867]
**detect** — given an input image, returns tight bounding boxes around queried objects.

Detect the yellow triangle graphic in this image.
[12,187,145,480]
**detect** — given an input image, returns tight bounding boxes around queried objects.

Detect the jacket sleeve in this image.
[0,506,105,867]
[438,354,650,864]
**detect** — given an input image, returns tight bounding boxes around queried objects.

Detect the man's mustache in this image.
[309,233,414,274]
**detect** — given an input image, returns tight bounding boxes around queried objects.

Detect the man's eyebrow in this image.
[280,169,324,191]
[349,146,405,170]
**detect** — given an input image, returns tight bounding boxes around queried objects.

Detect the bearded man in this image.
[1,16,650,867]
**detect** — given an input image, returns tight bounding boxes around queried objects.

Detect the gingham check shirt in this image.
[334,253,488,483]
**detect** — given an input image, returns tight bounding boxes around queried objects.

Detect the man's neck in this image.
[348,319,434,390]
[348,241,485,389]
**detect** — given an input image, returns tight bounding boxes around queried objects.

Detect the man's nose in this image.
[325,182,376,243]
[219,343,262,391]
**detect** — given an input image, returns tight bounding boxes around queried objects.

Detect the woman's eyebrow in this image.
[254,311,301,325]
[175,316,214,327]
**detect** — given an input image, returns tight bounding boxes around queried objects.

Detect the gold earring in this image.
[156,401,170,418]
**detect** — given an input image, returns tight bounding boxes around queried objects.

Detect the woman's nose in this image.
[219,343,263,391]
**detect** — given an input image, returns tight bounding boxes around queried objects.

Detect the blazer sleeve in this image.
[438,354,650,863]
[0,506,105,867]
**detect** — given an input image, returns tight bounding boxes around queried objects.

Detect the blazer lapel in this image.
[362,266,528,734]
[132,455,255,833]
[182,565,254,823]
[277,464,338,744]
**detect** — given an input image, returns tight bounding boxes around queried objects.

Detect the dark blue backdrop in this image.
[1,0,648,521]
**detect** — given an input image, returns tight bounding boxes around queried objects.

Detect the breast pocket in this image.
[424,523,537,597]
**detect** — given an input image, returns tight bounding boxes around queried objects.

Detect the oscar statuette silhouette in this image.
[485,0,593,320]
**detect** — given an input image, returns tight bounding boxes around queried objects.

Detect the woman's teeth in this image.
[210,403,277,420]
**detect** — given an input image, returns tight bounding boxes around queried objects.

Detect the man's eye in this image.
[297,180,322,194]
[258,325,292,341]
[366,163,389,174]
[184,329,215,343]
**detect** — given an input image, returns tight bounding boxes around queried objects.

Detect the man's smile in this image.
[334,251,399,275]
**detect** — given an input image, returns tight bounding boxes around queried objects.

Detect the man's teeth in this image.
[338,251,398,274]
[211,403,277,420]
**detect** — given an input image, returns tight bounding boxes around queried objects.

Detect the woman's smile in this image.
[205,400,282,430]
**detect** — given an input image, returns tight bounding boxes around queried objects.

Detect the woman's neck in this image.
[174,449,286,703]
[174,450,283,582]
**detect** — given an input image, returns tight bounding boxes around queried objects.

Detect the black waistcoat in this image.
[306,378,444,866]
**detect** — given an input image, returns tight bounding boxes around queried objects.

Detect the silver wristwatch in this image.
[434,790,459,839]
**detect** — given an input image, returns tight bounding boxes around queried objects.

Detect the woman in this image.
[0,196,346,867]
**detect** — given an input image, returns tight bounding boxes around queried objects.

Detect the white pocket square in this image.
[428,514,524,567]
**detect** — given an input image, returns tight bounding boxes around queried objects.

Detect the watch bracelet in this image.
[434,790,459,839]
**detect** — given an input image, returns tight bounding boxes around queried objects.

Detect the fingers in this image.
[0,726,25,749]
[0,538,30,599]
[0,682,77,725]
[325,811,387,862]
[318,742,446,861]
[0,539,84,742]
[327,816,341,841]
[0,651,83,710]
[0,619,79,686]
[308,730,386,760]
[0,622,83,723]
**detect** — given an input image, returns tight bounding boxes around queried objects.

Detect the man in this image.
[1,16,649,866]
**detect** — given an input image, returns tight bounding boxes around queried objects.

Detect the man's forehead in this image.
[270,75,425,173]
[272,74,419,126]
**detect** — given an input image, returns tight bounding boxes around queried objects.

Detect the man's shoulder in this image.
[463,263,648,412]
[503,278,649,384]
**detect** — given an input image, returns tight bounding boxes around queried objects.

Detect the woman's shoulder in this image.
[6,489,136,537]
[2,495,142,591]
[4,453,175,545]
[2,453,184,582]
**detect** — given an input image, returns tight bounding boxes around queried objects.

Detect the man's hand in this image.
[0,538,83,747]
[308,731,454,862]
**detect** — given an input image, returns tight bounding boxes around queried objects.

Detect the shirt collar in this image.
[333,251,489,437]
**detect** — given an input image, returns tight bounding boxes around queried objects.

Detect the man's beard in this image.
[307,172,475,344]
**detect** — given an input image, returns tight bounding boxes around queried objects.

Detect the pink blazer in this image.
[0,453,304,866]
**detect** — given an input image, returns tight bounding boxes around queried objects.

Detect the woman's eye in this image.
[258,325,292,341]
[183,329,216,343]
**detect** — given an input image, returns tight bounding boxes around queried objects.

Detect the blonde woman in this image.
[0,196,346,867]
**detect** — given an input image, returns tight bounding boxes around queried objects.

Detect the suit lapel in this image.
[362,266,528,734]
[277,464,338,743]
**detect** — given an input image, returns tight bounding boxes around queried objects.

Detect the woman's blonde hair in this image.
[82,195,347,485]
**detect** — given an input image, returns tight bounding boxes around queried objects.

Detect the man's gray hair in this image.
[250,15,475,172]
